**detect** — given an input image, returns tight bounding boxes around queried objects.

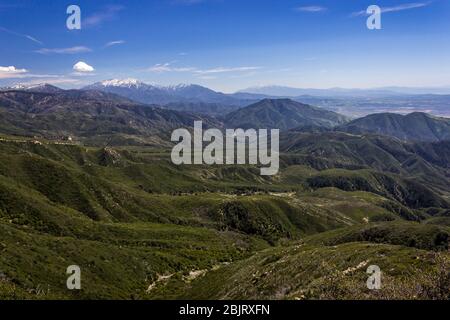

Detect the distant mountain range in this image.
[83,79,261,108]
[3,83,65,94]
[5,80,450,118]
[241,85,450,97]
[1,82,449,144]
[81,80,450,117]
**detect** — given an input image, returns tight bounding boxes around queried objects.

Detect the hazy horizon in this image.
[4,78,450,96]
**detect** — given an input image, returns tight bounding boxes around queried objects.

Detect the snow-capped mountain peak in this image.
[81,80,237,106]
[10,83,48,90]
[100,78,144,88]
[89,79,200,92]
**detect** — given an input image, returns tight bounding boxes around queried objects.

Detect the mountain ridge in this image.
[337,112,450,142]
[224,98,349,130]
[83,79,258,108]
[0,89,220,145]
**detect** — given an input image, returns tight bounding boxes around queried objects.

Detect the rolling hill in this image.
[337,112,450,142]
[279,131,450,207]
[224,99,349,130]
[163,101,241,116]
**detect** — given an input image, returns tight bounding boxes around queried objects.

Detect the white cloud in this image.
[295,6,327,12]
[0,66,27,74]
[0,66,28,79]
[352,2,431,16]
[105,40,125,47]
[73,61,95,73]
[36,46,92,54]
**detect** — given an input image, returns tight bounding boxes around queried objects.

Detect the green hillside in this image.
[0,136,448,299]
[0,94,449,300]
[224,99,348,130]
[338,112,450,142]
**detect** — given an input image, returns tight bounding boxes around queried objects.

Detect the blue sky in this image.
[0,0,449,92]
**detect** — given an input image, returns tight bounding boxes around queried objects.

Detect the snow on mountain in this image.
[2,83,63,93]
[83,79,246,105]
[98,78,145,88]
[95,79,198,92]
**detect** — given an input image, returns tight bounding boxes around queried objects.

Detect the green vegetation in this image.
[225,99,348,130]
[168,241,449,300]
[0,136,447,300]
[1,84,450,303]
[338,112,450,142]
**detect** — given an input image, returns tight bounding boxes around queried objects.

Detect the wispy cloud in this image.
[146,62,196,73]
[352,2,432,16]
[0,26,43,45]
[0,66,69,81]
[197,75,217,80]
[84,5,124,27]
[195,66,262,74]
[35,46,92,54]
[105,40,125,47]
[228,72,260,79]
[145,63,262,75]
[294,6,327,13]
